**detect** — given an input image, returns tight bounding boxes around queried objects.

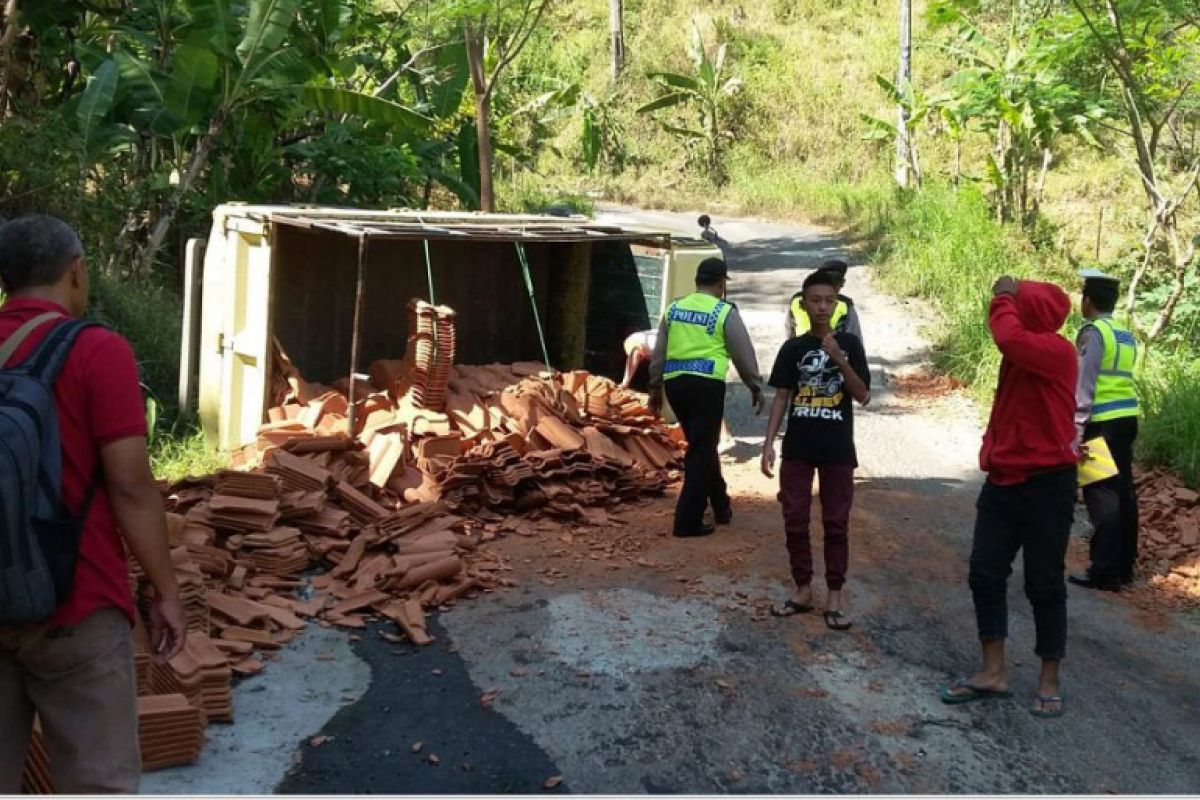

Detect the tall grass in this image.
[864,184,1200,486]
[150,427,226,483]
[870,183,1066,396]
[1137,352,1200,486]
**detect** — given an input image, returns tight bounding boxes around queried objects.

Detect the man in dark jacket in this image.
[941,277,1078,719]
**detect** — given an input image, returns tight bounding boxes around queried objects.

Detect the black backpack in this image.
[0,312,100,623]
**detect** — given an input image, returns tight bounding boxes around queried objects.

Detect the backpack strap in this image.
[23,318,97,384]
[0,311,63,368]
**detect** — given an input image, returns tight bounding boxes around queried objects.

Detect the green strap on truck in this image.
[422,239,436,306]
[514,241,552,370]
[421,238,440,351]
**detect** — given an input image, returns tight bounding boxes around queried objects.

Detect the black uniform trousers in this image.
[1083,416,1139,582]
[968,467,1076,661]
[664,375,730,533]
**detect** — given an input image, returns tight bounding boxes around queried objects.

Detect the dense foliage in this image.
[2,0,1199,481]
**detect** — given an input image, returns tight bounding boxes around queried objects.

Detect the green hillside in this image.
[1,0,1197,483]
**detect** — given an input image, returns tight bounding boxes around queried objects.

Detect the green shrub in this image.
[497,172,596,215]
[871,183,1065,395]
[90,272,183,422]
[1137,352,1200,487]
[150,427,226,483]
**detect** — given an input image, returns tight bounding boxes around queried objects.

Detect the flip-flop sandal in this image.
[823,610,853,631]
[940,679,1014,705]
[770,599,813,617]
[1030,694,1065,718]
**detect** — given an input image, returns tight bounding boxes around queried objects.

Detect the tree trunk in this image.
[0,0,20,118]
[464,25,494,211]
[707,101,721,184]
[1124,220,1158,321]
[1031,147,1052,221]
[952,140,961,190]
[894,0,912,188]
[473,92,494,211]
[993,124,1011,223]
[609,0,625,81]
[136,115,224,276]
[1146,220,1196,341]
[1121,88,1161,211]
[909,133,922,187]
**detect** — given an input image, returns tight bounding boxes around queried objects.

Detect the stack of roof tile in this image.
[184,637,235,722]
[204,495,280,534]
[406,299,457,412]
[169,546,211,633]
[21,724,52,793]
[237,526,310,576]
[137,694,206,771]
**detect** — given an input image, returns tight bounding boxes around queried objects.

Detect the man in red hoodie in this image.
[941,277,1079,718]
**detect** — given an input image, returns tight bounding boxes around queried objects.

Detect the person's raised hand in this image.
[992,276,1019,297]
[821,333,847,365]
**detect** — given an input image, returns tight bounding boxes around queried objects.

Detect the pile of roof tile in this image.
[17,304,688,786]
[1134,468,1200,603]
[256,327,682,522]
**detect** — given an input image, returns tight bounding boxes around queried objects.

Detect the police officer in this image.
[649,258,764,537]
[785,259,864,345]
[1069,269,1140,591]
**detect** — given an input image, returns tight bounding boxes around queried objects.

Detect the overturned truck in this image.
[179,205,719,450]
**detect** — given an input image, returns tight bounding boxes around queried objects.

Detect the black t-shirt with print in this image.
[768,332,871,466]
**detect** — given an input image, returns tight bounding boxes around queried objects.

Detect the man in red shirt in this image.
[941,277,1079,719]
[0,215,185,792]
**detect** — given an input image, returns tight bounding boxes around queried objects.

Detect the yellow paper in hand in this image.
[1078,436,1119,487]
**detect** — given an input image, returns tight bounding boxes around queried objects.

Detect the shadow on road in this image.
[725,235,852,272]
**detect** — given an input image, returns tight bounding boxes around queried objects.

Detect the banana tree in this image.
[637,24,742,183]
[928,1,1105,226]
[860,75,938,188]
[73,0,431,275]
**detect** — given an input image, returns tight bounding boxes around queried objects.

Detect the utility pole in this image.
[895,0,912,187]
[609,0,625,81]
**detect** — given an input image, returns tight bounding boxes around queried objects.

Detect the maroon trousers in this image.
[779,459,855,590]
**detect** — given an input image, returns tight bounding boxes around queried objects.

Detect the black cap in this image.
[820,258,849,277]
[1079,268,1119,290]
[695,257,729,284]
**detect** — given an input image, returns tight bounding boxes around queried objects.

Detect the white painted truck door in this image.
[216,227,273,451]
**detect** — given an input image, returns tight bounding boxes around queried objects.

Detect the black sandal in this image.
[823,610,852,631]
[770,599,813,617]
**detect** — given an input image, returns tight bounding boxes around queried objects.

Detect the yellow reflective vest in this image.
[791,295,848,337]
[664,293,732,382]
[1088,318,1139,421]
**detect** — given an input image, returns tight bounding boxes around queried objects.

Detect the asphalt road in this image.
[156,206,1200,794]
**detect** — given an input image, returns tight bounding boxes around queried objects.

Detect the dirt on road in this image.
[155,207,1200,795]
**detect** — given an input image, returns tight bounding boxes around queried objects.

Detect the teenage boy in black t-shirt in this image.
[761,270,871,631]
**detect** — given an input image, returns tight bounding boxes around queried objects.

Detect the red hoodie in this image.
[979,280,1079,485]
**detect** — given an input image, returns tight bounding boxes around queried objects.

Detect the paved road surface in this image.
[149,206,1200,794]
